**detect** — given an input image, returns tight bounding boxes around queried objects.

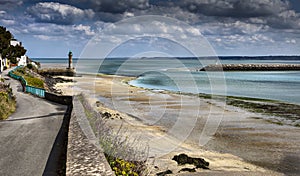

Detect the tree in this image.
[0,26,26,64]
[0,26,13,51]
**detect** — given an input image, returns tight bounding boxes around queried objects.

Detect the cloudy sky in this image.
[0,0,300,58]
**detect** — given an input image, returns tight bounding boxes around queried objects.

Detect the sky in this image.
[0,0,300,58]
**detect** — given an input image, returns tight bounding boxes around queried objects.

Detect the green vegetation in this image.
[226,97,300,121]
[79,94,149,175]
[0,26,27,64]
[109,158,138,176]
[13,67,44,89]
[0,82,16,120]
[195,91,300,126]
[23,76,44,88]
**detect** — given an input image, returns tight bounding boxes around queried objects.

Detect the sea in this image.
[34,57,300,104]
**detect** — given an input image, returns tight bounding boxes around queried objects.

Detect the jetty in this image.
[199,64,300,71]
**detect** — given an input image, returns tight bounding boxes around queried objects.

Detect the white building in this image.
[10,40,21,47]
[0,54,3,73]
[17,55,27,66]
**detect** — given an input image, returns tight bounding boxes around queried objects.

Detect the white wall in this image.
[0,55,3,73]
[18,55,27,66]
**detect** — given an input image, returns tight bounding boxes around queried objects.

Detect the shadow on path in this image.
[43,104,73,176]
[1,112,65,122]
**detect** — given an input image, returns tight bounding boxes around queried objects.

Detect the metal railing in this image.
[9,66,45,98]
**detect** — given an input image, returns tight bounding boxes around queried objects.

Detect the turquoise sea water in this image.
[34,57,300,104]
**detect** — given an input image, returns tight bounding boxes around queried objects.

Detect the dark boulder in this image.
[156,169,172,176]
[172,153,209,169]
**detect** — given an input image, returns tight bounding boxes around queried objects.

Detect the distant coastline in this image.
[32,55,300,60]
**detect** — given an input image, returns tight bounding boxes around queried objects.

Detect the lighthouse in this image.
[68,51,73,69]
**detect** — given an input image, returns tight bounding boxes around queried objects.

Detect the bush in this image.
[0,92,16,120]
[79,94,149,175]
[26,63,33,70]
[110,158,139,176]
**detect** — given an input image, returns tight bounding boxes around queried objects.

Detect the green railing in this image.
[9,66,45,98]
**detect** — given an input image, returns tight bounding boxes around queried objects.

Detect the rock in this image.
[96,101,101,107]
[179,167,196,172]
[172,153,209,169]
[156,169,172,176]
[102,112,112,119]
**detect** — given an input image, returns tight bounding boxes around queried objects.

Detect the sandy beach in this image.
[55,73,299,175]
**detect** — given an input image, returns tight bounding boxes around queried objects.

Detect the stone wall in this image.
[39,68,75,76]
[66,97,115,176]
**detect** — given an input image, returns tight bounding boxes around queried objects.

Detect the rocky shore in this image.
[199,64,300,71]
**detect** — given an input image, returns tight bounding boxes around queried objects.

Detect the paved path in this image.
[0,69,67,176]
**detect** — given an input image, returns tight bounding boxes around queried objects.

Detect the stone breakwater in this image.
[199,64,300,71]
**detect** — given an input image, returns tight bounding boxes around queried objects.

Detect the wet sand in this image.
[55,74,299,175]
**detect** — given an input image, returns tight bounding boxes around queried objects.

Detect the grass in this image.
[79,94,149,176]
[13,67,44,89]
[0,74,16,120]
[0,91,16,120]
[23,76,44,88]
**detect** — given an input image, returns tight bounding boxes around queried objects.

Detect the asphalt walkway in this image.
[0,69,67,176]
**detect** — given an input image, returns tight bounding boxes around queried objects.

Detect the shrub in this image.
[79,94,149,175]
[0,92,16,120]
[26,63,33,69]
[110,158,138,176]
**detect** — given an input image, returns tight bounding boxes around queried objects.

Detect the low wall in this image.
[39,68,75,76]
[66,97,115,175]
[45,92,73,105]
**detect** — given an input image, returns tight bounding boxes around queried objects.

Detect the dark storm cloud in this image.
[94,12,124,22]
[153,0,300,30]
[92,0,150,13]
[22,0,300,30]
[0,0,23,10]
[154,0,288,18]
[25,0,150,24]
[1,0,300,56]
[33,0,150,13]
[27,2,95,25]
[267,10,300,29]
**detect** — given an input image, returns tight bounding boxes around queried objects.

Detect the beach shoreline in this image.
[54,73,299,175]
